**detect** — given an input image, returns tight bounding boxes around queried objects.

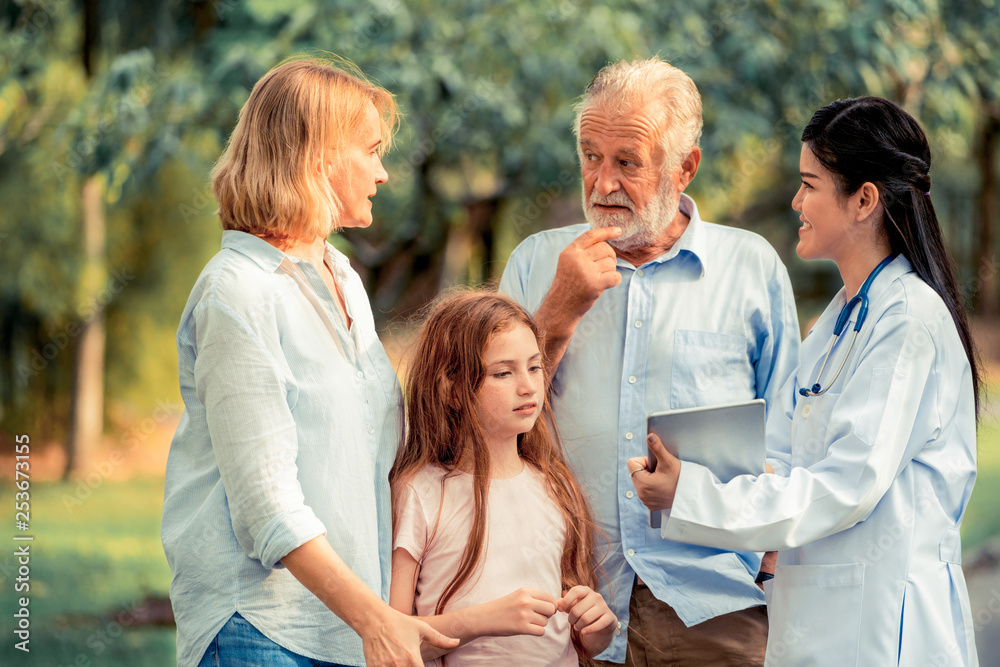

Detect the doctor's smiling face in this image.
[792,144,865,264]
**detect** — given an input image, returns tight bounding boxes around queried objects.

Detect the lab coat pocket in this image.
[670,330,750,409]
[765,563,864,666]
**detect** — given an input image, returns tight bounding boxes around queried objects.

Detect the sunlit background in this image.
[2,0,999,663]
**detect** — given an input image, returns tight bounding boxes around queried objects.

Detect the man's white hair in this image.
[574,57,703,173]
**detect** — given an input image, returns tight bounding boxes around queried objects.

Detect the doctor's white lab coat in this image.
[663,257,978,666]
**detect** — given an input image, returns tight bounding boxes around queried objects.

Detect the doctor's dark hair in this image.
[802,96,981,417]
[389,290,606,665]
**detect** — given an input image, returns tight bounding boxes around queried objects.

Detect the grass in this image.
[0,476,175,666]
[2,399,999,665]
[962,384,1000,552]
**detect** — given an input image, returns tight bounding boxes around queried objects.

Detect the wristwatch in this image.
[755,571,774,584]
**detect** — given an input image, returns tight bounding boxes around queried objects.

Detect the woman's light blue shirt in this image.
[665,256,979,665]
[161,231,402,667]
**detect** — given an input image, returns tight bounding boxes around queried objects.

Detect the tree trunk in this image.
[975,104,999,318]
[437,198,500,291]
[64,176,106,480]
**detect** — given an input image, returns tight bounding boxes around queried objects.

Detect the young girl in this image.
[389,292,617,666]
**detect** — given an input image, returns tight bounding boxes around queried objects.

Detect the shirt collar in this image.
[221,229,349,273]
[221,230,287,272]
[832,253,914,326]
[634,193,707,277]
[867,253,913,302]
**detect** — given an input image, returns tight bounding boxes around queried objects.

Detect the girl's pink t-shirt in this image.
[394,463,578,666]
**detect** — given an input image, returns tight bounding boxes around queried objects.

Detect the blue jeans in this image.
[198,612,352,667]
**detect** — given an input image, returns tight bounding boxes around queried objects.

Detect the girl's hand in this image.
[557,585,617,657]
[361,606,459,666]
[480,588,557,637]
[627,433,681,511]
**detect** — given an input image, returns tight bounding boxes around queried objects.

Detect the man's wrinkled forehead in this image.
[578,99,667,158]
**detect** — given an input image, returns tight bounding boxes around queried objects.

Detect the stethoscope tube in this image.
[799,254,897,398]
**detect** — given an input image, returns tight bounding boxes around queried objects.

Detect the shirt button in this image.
[368,426,375,434]
[636,269,644,277]
[802,404,812,419]
[356,370,364,378]
[634,320,643,328]
[627,548,635,556]
[628,376,637,384]
[626,490,634,499]
[625,432,634,440]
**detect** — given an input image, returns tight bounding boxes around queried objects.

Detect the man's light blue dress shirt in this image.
[500,195,800,662]
[162,231,402,667]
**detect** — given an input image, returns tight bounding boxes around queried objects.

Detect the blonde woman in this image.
[161,57,458,667]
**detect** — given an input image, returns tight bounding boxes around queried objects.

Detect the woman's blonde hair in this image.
[212,55,398,242]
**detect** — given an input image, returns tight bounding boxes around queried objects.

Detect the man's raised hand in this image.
[550,227,623,319]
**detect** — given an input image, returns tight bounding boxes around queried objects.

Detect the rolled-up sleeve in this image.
[193,299,326,569]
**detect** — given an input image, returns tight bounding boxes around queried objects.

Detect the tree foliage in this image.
[1,0,997,462]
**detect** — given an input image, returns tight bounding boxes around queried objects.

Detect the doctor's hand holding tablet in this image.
[629,97,982,667]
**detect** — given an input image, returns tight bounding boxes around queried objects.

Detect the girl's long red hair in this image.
[390,290,606,663]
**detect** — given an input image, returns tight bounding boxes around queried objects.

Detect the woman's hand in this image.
[627,433,681,511]
[558,585,618,657]
[361,606,460,666]
[478,587,557,637]
[282,538,458,666]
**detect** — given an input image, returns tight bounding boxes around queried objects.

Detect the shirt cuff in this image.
[661,460,713,541]
[255,507,327,569]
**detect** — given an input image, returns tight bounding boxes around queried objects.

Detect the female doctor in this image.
[629,97,982,666]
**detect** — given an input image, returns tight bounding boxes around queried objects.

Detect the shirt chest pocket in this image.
[670,330,752,410]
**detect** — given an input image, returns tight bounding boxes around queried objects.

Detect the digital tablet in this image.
[647,399,767,483]
[645,399,767,527]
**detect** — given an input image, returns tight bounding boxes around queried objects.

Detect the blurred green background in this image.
[1,0,999,664]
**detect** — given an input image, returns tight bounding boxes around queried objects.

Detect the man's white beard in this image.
[583,180,681,251]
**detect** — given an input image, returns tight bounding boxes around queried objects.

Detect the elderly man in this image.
[499,58,800,665]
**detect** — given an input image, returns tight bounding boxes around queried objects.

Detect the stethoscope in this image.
[799,253,897,398]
